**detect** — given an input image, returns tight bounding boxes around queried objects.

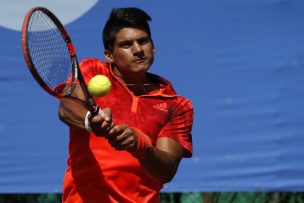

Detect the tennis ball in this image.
[88,75,111,97]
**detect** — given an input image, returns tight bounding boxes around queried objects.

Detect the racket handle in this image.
[90,105,100,116]
[86,98,99,116]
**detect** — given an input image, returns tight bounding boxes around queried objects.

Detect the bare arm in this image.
[141,137,184,183]
[58,84,113,135]
[107,125,184,184]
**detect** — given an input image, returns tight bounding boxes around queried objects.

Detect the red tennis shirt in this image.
[62,58,193,203]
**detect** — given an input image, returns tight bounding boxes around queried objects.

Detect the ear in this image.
[153,47,156,55]
[104,50,114,63]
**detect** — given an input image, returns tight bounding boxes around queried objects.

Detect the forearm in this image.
[59,97,114,135]
[58,98,88,129]
[140,146,181,184]
[107,126,184,184]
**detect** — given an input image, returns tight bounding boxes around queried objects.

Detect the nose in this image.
[132,42,144,57]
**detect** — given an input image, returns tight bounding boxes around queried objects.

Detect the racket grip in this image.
[90,105,100,116]
[87,97,99,116]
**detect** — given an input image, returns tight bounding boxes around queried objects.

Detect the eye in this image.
[118,41,132,48]
[138,37,150,45]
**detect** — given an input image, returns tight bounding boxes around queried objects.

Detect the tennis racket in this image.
[21,7,99,116]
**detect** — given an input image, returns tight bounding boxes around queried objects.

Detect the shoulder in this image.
[79,58,110,76]
[175,96,193,109]
[171,96,193,118]
[159,96,194,157]
[79,58,108,70]
[147,72,194,114]
[147,72,177,95]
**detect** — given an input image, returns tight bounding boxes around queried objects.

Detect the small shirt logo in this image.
[153,103,168,112]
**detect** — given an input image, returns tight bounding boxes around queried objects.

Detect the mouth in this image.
[133,58,146,64]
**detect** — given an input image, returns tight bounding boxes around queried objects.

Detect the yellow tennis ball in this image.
[88,75,111,97]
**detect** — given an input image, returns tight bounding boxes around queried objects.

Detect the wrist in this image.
[130,127,153,159]
[84,109,105,132]
[84,111,92,132]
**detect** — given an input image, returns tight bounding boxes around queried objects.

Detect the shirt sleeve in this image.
[79,58,109,84]
[158,97,194,158]
[55,58,108,96]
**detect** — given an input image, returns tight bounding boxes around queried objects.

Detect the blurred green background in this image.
[0,192,303,203]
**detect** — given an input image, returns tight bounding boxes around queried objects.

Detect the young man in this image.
[59,7,193,203]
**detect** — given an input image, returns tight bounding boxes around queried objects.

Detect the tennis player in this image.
[59,7,194,203]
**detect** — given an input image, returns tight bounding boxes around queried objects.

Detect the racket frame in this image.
[21,7,99,115]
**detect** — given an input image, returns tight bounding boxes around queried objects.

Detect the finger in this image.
[108,135,127,149]
[90,113,105,124]
[101,108,112,122]
[107,128,130,148]
[121,137,137,152]
[108,125,127,137]
[108,129,137,151]
[114,136,137,152]
[107,130,128,144]
[101,118,111,128]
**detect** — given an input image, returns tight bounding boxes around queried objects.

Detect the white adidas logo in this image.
[153,103,168,112]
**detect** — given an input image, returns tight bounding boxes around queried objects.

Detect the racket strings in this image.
[26,10,73,91]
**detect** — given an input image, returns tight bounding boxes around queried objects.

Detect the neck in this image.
[113,66,148,85]
[121,76,151,96]
[111,65,159,96]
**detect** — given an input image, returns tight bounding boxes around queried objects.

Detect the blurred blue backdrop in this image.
[1,0,304,193]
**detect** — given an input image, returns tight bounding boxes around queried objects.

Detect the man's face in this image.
[105,28,155,78]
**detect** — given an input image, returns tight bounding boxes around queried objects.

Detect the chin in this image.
[132,64,151,73]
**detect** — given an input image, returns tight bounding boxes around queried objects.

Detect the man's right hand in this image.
[90,107,114,136]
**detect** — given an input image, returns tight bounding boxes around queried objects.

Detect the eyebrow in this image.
[117,36,150,45]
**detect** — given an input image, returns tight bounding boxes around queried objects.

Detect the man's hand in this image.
[107,125,138,152]
[90,108,114,136]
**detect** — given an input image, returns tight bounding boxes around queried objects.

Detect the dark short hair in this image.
[102,7,153,52]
